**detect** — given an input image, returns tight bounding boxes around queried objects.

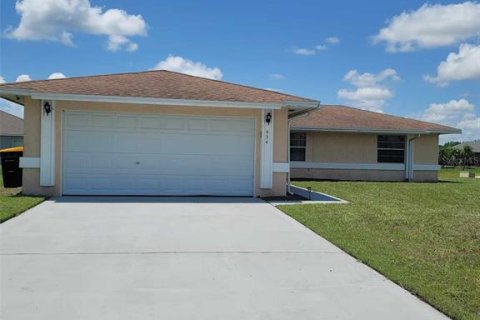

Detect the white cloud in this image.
[0,76,5,84]
[344,68,400,87]
[153,55,223,80]
[269,73,285,80]
[16,74,32,82]
[48,72,66,80]
[421,99,474,123]
[293,48,316,56]
[294,36,340,56]
[420,99,479,141]
[374,2,480,52]
[337,69,400,112]
[107,34,138,52]
[315,44,327,51]
[325,37,340,44]
[337,88,392,113]
[0,99,24,118]
[5,0,147,52]
[425,43,480,86]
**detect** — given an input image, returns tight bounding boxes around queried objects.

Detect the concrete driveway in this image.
[1,197,448,320]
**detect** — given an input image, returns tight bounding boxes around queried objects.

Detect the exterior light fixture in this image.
[265,112,272,125]
[43,101,52,115]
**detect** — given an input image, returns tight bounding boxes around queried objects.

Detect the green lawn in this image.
[0,168,44,223]
[280,168,480,320]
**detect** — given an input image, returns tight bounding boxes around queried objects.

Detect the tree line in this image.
[439,142,478,167]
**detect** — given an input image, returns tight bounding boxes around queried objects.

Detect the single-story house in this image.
[0,71,460,197]
[0,70,319,197]
[0,110,23,149]
[289,105,460,182]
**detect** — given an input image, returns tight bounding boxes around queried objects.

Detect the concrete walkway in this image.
[0,197,448,320]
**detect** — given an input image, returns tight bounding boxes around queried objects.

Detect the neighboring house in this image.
[453,140,480,159]
[0,110,23,149]
[0,70,318,197]
[289,105,460,182]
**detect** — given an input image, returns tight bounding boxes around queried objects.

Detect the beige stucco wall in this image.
[292,131,440,182]
[413,134,439,164]
[306,132,377,163]
[22,97,288,197]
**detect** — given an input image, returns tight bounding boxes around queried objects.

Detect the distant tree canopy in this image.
[439,141,478,167]
[441,141,461,148]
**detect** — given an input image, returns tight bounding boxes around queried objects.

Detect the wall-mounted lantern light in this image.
[265,112,272,125]
[43,101,52,115]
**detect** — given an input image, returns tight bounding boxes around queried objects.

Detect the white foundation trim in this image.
[291,161,440,171]
[19,157,40,168]
[40,100,55,186]
[273,162,289,173]
[413,164,441,171]
[260,109,274,188]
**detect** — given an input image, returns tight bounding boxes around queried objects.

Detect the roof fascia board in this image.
[282,100,320,110]
[288,104,321,119]
[31,93,283,109]
[291,127,462,135]
[0,88,319,110]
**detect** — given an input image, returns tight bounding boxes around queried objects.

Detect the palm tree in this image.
[461,145,474,168]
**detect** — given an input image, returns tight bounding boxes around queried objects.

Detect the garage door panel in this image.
[187,118,209,131]
[116,115,138,128]
[64,173,252,196]
[65,153,253,176]
[64,131,114,153]
[209,118,254,133]
[92,114,114,128]
[64,113,92,129]
[161,134,253,156]
[62,112,255,196]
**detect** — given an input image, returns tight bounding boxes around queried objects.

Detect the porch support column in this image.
[260,109,274,188]
[40,100,55,186]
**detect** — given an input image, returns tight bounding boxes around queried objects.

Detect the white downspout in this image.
[286,103,320,194]
[287,120,293,194]
[406,135,420,182]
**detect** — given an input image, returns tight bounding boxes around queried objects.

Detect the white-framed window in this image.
[377,135,405,163]
[290,132,306,161]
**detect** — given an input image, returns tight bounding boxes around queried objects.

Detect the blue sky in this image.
[1,0,479,141]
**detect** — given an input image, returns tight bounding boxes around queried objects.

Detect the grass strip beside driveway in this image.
[0,171,44,223]
[280,168,480,320]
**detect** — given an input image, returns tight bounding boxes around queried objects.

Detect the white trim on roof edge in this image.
[0,88,318,110]
[291,127,461,135]
[290,161,440,171]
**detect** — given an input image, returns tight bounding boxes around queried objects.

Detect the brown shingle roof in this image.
[0,111,23,136]
[291,105,460,134]
[0,70,316,105]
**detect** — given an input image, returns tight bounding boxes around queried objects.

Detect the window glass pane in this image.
[377,135,405,163]
[290,132,306,140]
[378,141,405,149]
[290,139,306,147]
[378,149,405,163]
[290,148,306,161]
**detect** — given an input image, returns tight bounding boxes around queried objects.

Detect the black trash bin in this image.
[0,146,23,188]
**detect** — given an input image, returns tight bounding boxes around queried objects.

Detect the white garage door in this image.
[62,111,255,196]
